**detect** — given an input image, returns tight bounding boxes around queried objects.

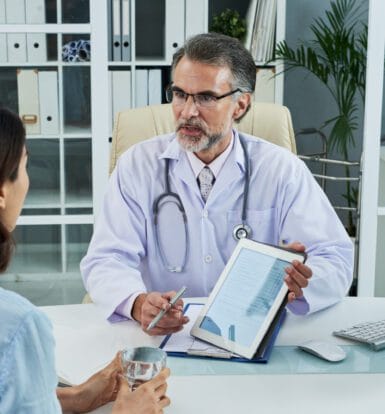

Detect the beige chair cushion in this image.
[110,102,296,173]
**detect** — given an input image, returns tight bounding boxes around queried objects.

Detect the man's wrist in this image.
[132,293,147,322]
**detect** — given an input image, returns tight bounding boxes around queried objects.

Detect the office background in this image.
[0,0,383,305]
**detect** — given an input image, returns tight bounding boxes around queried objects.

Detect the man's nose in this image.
[180,95,199,118]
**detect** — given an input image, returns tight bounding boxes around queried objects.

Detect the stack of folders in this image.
[110,68,163,131]
[108,0,207,63]
[16,69,59,135]
[108,0,131,62]
[245,0,277,64]
[0,0,47,63]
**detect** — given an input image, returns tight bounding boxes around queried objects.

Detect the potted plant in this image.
[210,8,247,42]
[274,0,367,236]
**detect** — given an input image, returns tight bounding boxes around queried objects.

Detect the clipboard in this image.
[160,303,286,363]
[191,239,305,359]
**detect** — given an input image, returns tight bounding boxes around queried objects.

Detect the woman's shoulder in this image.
[0,288,51,347]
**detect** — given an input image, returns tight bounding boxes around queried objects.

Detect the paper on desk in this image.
[53,320,161,385]
[162,303,232,357]
[54,325,121,385]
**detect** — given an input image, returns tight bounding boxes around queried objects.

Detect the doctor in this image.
[81,33,353,336]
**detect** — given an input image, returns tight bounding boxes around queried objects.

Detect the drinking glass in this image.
[120,346,167,390]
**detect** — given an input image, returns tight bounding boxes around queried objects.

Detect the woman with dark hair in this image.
[0,107,170,413]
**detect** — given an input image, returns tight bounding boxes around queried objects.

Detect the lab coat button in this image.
[202,210,208,218]
[204,255,212,263]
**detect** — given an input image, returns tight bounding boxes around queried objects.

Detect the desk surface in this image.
[42,297,385,413]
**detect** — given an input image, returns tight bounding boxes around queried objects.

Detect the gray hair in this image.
[171,32,256,93]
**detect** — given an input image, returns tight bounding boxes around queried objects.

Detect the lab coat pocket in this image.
[227,208,278,244]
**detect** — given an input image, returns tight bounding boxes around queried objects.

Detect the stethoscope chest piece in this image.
[232,223,252,240]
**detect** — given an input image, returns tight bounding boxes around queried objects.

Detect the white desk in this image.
[41,297,385,413]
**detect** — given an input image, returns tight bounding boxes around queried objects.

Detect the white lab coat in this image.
[81,130,353,319]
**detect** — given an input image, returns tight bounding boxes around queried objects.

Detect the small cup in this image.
[121,346,167,390]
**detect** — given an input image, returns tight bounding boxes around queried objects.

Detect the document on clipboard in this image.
[161,239,306,362]
[160,303,286,363]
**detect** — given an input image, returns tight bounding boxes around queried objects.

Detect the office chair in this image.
[82,102,296,304]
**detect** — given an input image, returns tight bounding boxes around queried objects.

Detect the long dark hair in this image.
[0,107,26,272]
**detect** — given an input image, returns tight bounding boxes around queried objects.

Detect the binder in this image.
[185,0,207,40]
[254,67,275,103]
[38,71,59,135]
[148,69,162,105]
[107,0,113,60]
[0,34,6,63]
[0,0,6,62]
[7,34,27,63]
[135,69,148,108]
[5,0,25,23]
[17,69,41,135]
[165,0,185,62]
[160,303,286,363]
[111,70,131,129]
[26,0,47,62]
[5,0,27,63]
[121,0,130,61]
[112,0,122,61]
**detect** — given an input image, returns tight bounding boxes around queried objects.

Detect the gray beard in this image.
[177,131,224,153]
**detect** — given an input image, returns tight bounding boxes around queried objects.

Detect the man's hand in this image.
[57,352,121,413]
[132,291,189,336]
[283,242,312,303]
[112,368,171,414]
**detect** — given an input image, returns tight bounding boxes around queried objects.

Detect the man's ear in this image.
[0,184,7,210]
[233,93,251,121]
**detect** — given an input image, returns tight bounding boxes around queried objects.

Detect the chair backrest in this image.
[110,102,296,173]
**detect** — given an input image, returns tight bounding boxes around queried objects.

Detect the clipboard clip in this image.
[187,349,232,359]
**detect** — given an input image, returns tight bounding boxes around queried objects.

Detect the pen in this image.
[146,286,187,331]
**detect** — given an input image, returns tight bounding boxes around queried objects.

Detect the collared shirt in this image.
[186,134,234,179]
[81,129,353,321]
[0,288,60,413]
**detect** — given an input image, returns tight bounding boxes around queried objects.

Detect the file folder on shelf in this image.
[112,0,122,61]
[121,0,130,61]
[17,69,41,135]
[111,70,131,131]
[0,0,6,62]
[26,0,47,62]
[148,69,162,105]
[135,69,148,108]
[7,34,27,63]
[185,0,207,40]
[165,0,185,62]
[160,303,286,363]
[39,71,59,135]
[5,0,27,63]
[5,0,25,23]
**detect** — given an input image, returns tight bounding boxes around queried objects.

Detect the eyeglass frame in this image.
[165,85,241,108]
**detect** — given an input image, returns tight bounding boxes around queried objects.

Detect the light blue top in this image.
[81,130,353,320]
[0,288,61,413]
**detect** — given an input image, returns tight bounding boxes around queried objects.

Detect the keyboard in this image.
[333,320,385,351]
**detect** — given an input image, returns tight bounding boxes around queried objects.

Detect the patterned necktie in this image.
[198,166,215,202]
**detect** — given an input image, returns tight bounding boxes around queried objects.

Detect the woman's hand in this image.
[112,368,171,414]
[57,352,121,413]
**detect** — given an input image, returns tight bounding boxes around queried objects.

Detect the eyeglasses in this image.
[165,85,241,108]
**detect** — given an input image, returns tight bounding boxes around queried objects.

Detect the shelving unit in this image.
[0,0,286,302]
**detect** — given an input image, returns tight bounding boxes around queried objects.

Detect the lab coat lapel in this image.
[208,133,245,203]
[159,137,200,196]
[173,153,201,195]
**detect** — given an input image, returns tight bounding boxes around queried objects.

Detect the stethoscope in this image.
[153,136,251,273]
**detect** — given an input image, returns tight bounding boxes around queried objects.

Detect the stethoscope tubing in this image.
[153,135,251,272]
